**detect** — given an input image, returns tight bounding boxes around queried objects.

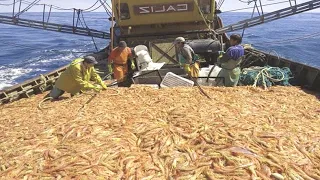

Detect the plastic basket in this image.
[160,72,194,88]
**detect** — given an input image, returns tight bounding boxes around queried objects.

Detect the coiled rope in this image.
[193,0,217,35]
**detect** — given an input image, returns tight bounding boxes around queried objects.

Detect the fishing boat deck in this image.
[1,47,319,105]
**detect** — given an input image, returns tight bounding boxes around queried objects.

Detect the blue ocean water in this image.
[0,12,319,89]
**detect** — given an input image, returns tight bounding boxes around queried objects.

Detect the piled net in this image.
[240,66,293,88]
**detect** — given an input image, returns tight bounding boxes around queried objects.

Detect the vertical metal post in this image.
[12,0,16,17]
[110,0,114,51]
[117,0,121,21]
[242,3,256,37]
[42,4,46,27]
[17,0,22,18]
[72,9,75,32]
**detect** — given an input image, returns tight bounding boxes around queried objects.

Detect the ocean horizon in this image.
[0,12,319,90]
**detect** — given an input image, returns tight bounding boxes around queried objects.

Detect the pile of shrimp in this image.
[0,86,319,179]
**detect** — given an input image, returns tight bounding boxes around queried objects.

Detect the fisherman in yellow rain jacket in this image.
[46,56,107,99]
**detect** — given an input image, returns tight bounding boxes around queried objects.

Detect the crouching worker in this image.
[174,37,200,78]
[45,56,107,99]
[217,34,245,87]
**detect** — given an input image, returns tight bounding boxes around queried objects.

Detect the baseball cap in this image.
[83,56,98,64]
[174,37,186,44]
[118,41,127,47]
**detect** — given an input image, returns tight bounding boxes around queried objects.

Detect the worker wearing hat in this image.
[108,41,135,82]
[174,37,200,77]
[46,56,107,99]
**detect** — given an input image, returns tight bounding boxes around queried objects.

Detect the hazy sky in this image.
[0,0,319,13]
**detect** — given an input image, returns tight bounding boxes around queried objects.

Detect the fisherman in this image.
[45,56,107,99]
[108,41,135,82]
[217,34,245,87]
[174,37,200,77]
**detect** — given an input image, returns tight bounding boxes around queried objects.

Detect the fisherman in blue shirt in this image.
[217,34,245,87]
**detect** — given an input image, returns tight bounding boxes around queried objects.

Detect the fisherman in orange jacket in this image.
[107,41,135,82]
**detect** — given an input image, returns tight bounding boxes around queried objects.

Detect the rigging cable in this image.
[80,10,99,52]
[104,1,113,17]
[105,0,113,13]
[221,0,288,13]
[251,0,261,15]
[14,0,40,17]
[75,9,81,28]
[254,31,320,45]
[85,0,109,12]
[96,0,112,17]
[20,0,77,11]
[82,0,112,15]
[3,41,95,54]
[0,0,20,5]
[217,0,225,10]
[258,0,264,14]
[242,0,259,37]
[46,5,52,23]
[1,0,111,15]
[82,3,104,13]
[21,0,73,11]
[193,0,217,35]
[82,0,100,11]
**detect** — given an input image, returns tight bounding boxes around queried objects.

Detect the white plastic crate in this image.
[160,72,194,88]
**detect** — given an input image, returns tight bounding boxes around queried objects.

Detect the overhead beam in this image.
[215,0,320,34]
[0,15,111,39]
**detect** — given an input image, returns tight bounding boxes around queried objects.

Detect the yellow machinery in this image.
[110,0,223,65]
[111,0,219,46]
[114,0,215,26]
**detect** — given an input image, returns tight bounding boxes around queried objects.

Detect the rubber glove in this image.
[107,64,113,73]
[131,60,136,70]
[218,51,225,55]
[184,64,191,74]
[218,51,225,59]
[100,82,107,90]
[93,85,102,92]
